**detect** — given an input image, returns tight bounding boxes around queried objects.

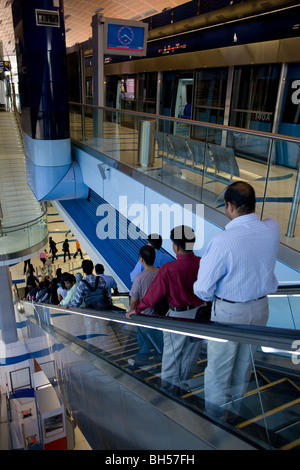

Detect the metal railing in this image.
[20,287,300,450]
[69,103,300,256]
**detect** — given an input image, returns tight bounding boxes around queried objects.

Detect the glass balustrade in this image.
[0,95,48,260]
[69,103,300,255]
[0,205,48,258]
[19,290,300,451]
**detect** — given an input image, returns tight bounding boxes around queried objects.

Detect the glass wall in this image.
[229,64,280,161]
[69,103,300,253]
[20,295,300,450]
[193,68,228,144]
[137,72,157,115]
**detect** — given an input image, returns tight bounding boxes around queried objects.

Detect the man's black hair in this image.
[61,272,76,284]
[170,225,195,252]
[139,245,156,266]
[148,233,162,250]
[95,264,104,274]
[224,181,256,214]
[81,259,94,274]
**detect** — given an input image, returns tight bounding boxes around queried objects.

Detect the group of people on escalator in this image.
[125,181,280,419]
[26,181,280,420]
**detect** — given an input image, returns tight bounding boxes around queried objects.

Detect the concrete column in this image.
[0,266,18,344]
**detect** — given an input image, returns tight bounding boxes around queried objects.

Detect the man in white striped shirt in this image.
[194,181,280,419]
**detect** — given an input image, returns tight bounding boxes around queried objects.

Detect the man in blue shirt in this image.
[130,233,173,282]
[194,181,280,419]
[95,264,118,299]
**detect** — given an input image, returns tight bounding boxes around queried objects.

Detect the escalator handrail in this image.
[22,300,300,353]
[276,284,300,295]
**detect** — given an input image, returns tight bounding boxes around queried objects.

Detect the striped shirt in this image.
[193,213,280,302]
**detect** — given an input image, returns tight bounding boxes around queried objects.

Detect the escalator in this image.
[89,313,300,450]
[19,288,300,450]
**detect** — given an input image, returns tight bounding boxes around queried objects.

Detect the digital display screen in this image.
[103,19,148,57]
[36,9,60,27]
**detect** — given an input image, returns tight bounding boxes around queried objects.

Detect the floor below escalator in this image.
[89,321,300,450]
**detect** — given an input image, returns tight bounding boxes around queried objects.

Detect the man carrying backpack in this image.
[68,260,111,310]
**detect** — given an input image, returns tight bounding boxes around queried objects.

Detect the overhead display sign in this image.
[35,9,60,27]
[103,18,148,56]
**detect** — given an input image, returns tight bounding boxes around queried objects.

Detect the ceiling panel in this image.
[0,0,187,61]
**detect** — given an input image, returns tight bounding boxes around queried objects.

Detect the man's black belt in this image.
[169,305,197,312]
[215,296,266,304]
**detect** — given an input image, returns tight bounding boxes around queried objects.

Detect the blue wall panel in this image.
[59,190,148,288]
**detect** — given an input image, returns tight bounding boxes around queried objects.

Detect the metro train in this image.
[67,0,300,169]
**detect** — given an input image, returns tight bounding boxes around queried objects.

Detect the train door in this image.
[161,72,176,118]
[137,72,157,114]
[119,75,136,128]
[229,64,280,162]
[105,76,121,122]
[115,79,122,123]
[173,77,193,136]
[160,71,193,133]
[193,67,228,144]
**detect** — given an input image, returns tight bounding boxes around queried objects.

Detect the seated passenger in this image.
[130,233,173,282]
[128,245,163,366]
[69,260,111,310]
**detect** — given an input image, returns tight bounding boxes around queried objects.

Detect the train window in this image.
[194,68,227,110]
[230,64,280,132]
[138,73,157,114]
[193,68,228,143]
[229,64,280,160]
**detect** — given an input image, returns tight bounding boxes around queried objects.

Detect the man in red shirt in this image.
[126,225,208,394]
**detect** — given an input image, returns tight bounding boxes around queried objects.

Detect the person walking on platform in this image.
[193,181,280,419]
[127,226,209,395]
[62,238,71,262]
[49,237,58,263]
[73,240,84,259]
[23,258,31,275]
